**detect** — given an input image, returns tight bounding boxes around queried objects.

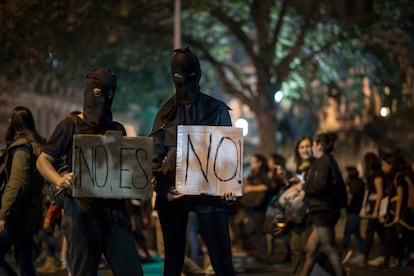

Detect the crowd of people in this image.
[232,135,414,275]
[0,47,413,276]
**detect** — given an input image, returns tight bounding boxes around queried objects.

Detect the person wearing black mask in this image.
[36,68,143,276]
[151,47,236,276]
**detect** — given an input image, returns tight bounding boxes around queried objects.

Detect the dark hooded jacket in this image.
[0,138,44,229]
[150,48,232,198]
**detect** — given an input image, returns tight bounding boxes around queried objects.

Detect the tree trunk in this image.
[255,109,277,155]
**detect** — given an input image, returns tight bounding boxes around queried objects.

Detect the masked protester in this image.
[36,68,143,276]
[150,47,236,276]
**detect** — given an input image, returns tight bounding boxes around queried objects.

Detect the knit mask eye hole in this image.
[93,88,103,97]
[107,90,114,99]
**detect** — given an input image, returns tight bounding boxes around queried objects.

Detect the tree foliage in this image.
[0,0,175,134]
[1,0,413,152]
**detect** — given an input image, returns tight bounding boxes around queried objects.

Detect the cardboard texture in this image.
[72,131,153,199]
[176,125,243,196]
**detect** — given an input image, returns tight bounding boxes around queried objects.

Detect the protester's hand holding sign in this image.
[57,171,76,194]
[221,191,236,201]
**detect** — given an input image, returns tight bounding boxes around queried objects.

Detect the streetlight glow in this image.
[235,118,249,136]
[380,106,390,117]
[274,90,283,103]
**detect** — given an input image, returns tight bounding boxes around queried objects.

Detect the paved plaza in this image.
[4,219,412,276]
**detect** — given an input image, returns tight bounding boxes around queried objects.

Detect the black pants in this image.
[364,218,385,258]
[157,197,235,276]
[62,198,143,276]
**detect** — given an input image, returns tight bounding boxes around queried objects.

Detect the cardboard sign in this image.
[176,125,243,196]
[72,131,153,199]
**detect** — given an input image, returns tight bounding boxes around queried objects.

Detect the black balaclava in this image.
[83,67,117,128]
[171,47,201,104]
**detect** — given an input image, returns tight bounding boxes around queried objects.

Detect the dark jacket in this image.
[346,177,365,214]
[0,138,44,229]
[151,94,231,198]
[304,154,346,213]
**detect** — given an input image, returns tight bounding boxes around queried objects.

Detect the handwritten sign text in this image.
[72,131,153,199]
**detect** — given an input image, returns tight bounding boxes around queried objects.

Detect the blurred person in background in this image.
[238,153,270,263]
[348,152,385,267]
[0,106,46,275]
[372,150,407,268]
[300,132,347,276]
[289,136,314,274]
[341,166,365,263]
[266,153,291,263]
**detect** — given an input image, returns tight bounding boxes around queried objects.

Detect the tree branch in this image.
[271,0,289,48]
[209,6,256,61]
[186,36,256,108]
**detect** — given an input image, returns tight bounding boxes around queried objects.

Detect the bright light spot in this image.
[380,106,390,117]
[274,90,283,103]
[384,86,390,95]
[235,118,249,136]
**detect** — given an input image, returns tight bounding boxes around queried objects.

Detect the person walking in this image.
[36,68,144,276]
[374,150,407,268]
[0,106,46,275]
[349,152,385,267]
[300,132,347,276]
[289,136,314,274]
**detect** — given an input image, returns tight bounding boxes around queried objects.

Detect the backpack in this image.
[0,149,11,204]
[0,144,34,204]
[263,194,287,236]
[278,183,307,224]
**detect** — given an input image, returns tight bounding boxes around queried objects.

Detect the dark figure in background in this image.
[36,68,143,276]
[289,136,314,274]
[150,47,236,276]
[300,132,347,276]
[348,152,385,267]
[127,199,154,263]
[378,151,407,268]
[0,106,46,275]
[342,166,365,260]
[266,153,291,263]
[242,153,271,262]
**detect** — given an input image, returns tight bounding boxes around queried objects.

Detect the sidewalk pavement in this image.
[33,252,414,276]
[15,218,414,275]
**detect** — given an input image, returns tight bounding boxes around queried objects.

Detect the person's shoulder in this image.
[45,116,79,145]
[109,121,127,135]
[395,170,412,185]
[372,170,384,179]
[30,141,44,157]
[9,138,28,147]
[111,120,125,129]
[357,177,366,185]
[200,93,229,107]
[154,96,176,118]
[55,115,79,129]
[8,138,33,156]
[317,154,331,164]
[154,96,175,112]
